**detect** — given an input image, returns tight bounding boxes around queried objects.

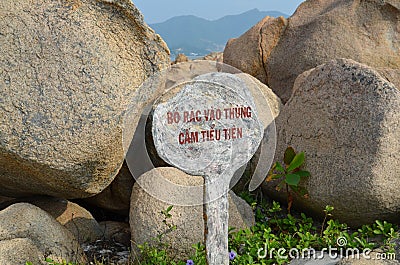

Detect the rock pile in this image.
[0,0,399,264]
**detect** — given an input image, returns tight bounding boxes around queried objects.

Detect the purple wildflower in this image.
[229,250,237,260]
[186,259,194,265]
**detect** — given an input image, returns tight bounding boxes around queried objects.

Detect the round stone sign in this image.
[152,73,263,180]
[152,72,263,264]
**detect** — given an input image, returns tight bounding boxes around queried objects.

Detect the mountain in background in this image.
[150,8,288,59]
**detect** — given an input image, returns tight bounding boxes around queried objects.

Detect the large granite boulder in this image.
[0,203,86,264]
[224,0,400,102]
[263,59,400,227]
[85,108,163,215]
[129,167,255,261]
[0,0,170,198]
[223,16,287,86]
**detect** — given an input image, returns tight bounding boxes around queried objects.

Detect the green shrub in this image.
[137,198,398,265]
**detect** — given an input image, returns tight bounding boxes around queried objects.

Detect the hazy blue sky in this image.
[134,0,305,24]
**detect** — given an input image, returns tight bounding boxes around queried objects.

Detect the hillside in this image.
[150,8,288,58]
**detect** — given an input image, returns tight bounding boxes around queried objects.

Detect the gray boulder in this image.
[27,197,102,244]
[201,52,224,63]
[0,203,86,264]
[0,0,170,199]
[129,167,255,261]
[263,59,400,227]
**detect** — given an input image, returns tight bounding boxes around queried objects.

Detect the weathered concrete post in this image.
[152,73,263,264]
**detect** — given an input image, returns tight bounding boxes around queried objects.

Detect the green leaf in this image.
[285,174,301,186]
[275,162,285,173]
[166,205,173,213]
[284,147,296,165]
[373,229,382,235]
[375,220,385,230]
[287,152,305,172]
[296,170,310,177]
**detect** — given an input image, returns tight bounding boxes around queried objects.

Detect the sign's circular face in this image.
[152,74,263,179]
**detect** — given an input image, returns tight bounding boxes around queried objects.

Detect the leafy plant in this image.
[321,205,334,236]
[229,200,399,265]
[158,205,177,241]
[135,206,180,264]
[137,242,175,265]
[134,196,399,265]
[266,146,310,212]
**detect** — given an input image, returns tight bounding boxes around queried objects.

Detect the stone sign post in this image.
[152,73,263,264]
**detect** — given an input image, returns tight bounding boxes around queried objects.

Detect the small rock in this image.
[145,69,282,181]
[129,167,255,261]
[173,53,189,64]
[0,196,103,244]
[201,52,224,62]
